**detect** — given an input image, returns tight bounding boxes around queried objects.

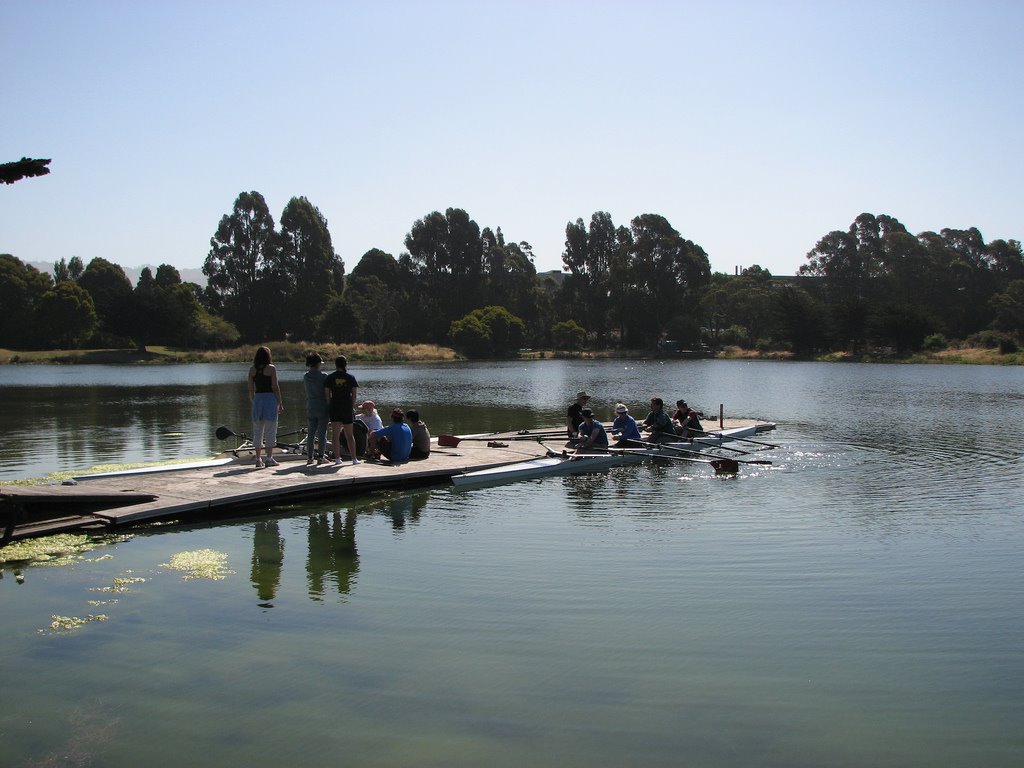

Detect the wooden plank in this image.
[0,486,157,505]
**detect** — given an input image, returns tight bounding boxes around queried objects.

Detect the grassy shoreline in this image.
[1,344,1020,366]
[0,342,462,365]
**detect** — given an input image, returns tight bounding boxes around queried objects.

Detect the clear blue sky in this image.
[3,1,1022,278]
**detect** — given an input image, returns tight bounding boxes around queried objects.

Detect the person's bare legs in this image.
[331,422,343,464]
[343,423,359,464]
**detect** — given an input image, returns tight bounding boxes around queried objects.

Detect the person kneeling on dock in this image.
[576,408,609,450]
[406,409,431,460]
[370,408,413,464]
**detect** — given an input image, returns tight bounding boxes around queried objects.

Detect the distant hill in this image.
[27,261,207,287]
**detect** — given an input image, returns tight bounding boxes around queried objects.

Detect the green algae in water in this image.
[161,549,234,580]
[92,575,146,593]
[0,533,129,566]
[47,614,109,632]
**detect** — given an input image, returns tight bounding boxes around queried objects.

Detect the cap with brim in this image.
[575,391,591,400]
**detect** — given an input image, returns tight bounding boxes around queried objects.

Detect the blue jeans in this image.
[307,408,329,460]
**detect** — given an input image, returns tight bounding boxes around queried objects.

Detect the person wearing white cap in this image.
[566,390,592,440]
[610,403,642,446]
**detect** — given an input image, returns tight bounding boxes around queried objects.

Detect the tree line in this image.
[1,196,1022,356]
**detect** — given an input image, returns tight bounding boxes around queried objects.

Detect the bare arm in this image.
[268,365,284,413]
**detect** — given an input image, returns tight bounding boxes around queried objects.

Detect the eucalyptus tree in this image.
[203,191,279,341]
[351,248,402,285]
[345,275,398,343]
[800,213,894,352]
[275,196,345,340]
[52,255,84,284]
[404,207,485,342]
[482,227,539,337]
[0,254,52,348]
[698,266,776,348]
[990,280,1024,337]
[614,214,711,348]
[348,249,404,342]
[77,257,134,343]
[36,281,98,348]
[939,227,999,336]
[771,284,831,355]
[133,265,204,346]
[987,239,1024,284]
[561,212,621,345]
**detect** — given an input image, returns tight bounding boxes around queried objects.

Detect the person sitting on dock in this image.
[370,408,413,464]
[610,403,642,446]
[406,409,431,460]
[355,400,384,432]
[576,408,609,449]
[641,397,675,442]
[672,400,706,438]
[566,390,592,440]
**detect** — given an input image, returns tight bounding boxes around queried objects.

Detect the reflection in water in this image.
[385,492,428,530]
[251,520,285,603]
[306,510,359,601]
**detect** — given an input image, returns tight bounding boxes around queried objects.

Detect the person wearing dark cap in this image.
[576,407,609,449]
[566,390,592,439]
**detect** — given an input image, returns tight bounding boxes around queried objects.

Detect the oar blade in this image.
[438,434,462,448]
[710,458,740,474]
[215,426,236,441]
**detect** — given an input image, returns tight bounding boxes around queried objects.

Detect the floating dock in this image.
[1,421,774,543]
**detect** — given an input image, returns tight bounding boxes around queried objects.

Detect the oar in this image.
[632,437,752,457]
[215,426,305,450]
[702,432,780,449]
[216,425,245,441]
[607,446,771,467]
[597,446,744,474]
[438,433,569,448]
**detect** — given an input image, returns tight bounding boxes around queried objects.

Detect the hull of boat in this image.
[452,452,642,487]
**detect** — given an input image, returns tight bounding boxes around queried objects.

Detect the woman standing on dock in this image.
[325,355,360,466]
[248,346,284,468]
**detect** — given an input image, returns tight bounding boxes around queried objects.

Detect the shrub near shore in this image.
[1,343,1020,366]
[0,342,461,365]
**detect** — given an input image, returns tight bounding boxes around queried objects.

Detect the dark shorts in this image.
[329,408,354,425]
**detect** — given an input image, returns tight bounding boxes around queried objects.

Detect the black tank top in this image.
[254,365,273,393]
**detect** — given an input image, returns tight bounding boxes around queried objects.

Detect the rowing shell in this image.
[451,451,643,488]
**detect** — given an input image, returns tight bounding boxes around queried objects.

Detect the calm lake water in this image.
[2,359,1023,767]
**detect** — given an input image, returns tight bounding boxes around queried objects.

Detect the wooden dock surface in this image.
[1,420,773,543]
